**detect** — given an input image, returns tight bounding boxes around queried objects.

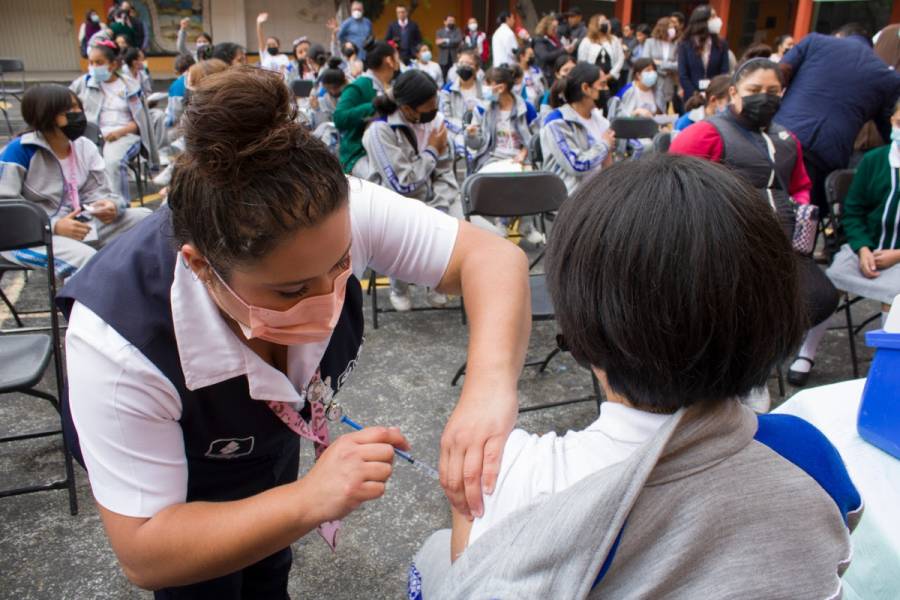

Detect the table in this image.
[775,379,900,600]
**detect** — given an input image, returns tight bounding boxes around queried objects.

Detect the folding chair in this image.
[610,117,659,159]
[824,168,879,378]
[450,171,602,413]
[0,201,78,514]
[0,258,28,328]
[610,117,659,140]
[0,58,26,137]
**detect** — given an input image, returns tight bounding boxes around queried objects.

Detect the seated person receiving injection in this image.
[410,154,861,598]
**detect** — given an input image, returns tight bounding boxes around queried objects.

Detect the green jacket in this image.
[843,145,900,252]
[334,75,376,173]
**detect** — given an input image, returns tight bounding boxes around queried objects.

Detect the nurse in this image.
[58,66,529,597]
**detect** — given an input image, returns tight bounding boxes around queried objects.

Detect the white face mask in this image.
[667,27,677,40]
[468,23,478,32]
[708,17,723,35]
[891,126,900,147]
[351,9,363,19]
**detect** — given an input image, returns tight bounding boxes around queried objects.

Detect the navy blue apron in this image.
[57,206,364,598]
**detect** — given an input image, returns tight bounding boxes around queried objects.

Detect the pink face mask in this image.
[208,262,352,346]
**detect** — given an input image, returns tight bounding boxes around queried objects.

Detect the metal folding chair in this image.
[0,201,78,514]
[0,58,26,136]
[450,171,602,412]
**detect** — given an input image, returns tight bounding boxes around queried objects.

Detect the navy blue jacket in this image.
[677,36,730,98]
[775,33,900,171]
[385,20,423,63]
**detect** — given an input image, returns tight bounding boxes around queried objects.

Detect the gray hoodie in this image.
[0,131,122,224]
[465,95,539,172]
[539,105,612,192]
[69,71,159,169]
[362,112,459,212]
[411,400,861,599]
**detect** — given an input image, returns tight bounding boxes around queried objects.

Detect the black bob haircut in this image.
[546,154,805,412]
[21,84,83,134]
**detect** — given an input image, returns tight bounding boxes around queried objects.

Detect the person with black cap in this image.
[558,7,586,48]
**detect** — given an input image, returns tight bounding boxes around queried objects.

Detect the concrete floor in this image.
[0,92,882,599]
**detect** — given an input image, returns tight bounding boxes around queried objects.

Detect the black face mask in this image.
[595,89,611,110]
[61,111,87,141]
[267,46,279,56]
[417,108,438,124]
[342,46,355,58]
[526,57,535,67]
[457,66,474,81]
[740,93,781,129]
[599,23,609,34]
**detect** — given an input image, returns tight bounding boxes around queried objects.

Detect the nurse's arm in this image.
[96,426,407,590]
[434,220,530,519]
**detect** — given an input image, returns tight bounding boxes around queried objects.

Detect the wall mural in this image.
[131,0,208,55]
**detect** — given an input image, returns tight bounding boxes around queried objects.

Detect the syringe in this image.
[339,415,440,481]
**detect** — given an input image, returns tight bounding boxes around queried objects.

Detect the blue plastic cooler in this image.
[857,329,900,459]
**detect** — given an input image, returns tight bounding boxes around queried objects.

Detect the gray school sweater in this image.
[411,400,862,599]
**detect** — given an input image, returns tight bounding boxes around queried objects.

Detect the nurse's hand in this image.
[439,387,517,520]
[303,427,410,523]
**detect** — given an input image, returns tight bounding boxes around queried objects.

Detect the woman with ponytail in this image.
[540,63,616,192]
[363,69,460,310]
[58,66,530,598]
[70,39,158,203]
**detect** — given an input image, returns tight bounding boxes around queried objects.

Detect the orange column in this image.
[792,0,814,41]
[615,0,633,25]
[710,0,730,37]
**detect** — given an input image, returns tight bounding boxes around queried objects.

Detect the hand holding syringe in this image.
[339,415,439,480]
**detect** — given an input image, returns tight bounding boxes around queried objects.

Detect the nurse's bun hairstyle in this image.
[546,154,805,413]
[169,66,348,275]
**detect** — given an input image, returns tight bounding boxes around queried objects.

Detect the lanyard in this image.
[64,145,81,211]
[266,376,342,550]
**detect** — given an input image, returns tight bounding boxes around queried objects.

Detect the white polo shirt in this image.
[467,402,671,545]
[65,179,459,518]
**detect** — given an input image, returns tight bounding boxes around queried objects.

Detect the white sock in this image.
[790,321,829,373]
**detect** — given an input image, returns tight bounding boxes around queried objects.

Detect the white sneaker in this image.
[742,385,771,413]
[389,291,412,312]
[426,289,448,308]
[153,163,174,187]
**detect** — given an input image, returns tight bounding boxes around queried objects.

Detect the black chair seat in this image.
[530,275,554,319]
[610,117,659,140]
[0,334,52,392]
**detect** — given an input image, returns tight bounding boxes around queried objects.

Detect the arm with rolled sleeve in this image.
[350,179,530,520]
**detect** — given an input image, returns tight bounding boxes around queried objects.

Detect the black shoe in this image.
[788,357,815,386]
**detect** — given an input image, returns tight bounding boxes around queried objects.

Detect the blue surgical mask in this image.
[420,51,432,63]
[640,71,658,88]
[891,126,900,146]
[90,65,111,83]
[482,90,496,103]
